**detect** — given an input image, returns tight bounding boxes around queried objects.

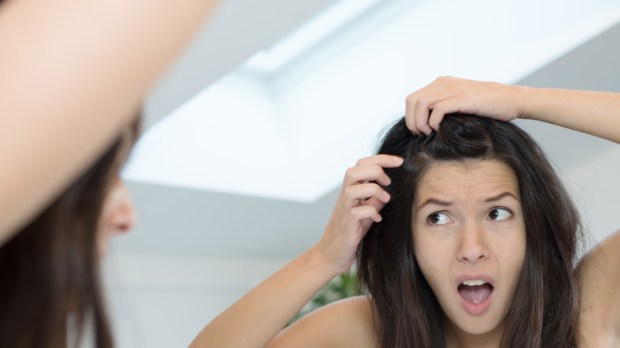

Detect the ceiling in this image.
[110,0,620,259]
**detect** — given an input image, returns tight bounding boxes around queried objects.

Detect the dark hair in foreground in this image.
[357,115,582,348]
[0,117,140,348]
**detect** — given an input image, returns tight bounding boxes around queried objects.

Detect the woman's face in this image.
[412,159,525,342]
[97,177,136,256]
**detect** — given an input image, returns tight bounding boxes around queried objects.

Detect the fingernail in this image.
[393,157,404,164]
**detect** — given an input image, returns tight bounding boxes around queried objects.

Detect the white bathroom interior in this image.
[102,1,620,346]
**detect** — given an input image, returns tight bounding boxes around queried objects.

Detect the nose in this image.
[105,180,136,234]
[456,222,488,263]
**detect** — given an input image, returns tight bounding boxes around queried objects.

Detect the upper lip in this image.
[455,274,495,289]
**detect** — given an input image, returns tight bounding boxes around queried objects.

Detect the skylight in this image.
[123,0,620,203]
[243,0,382,76]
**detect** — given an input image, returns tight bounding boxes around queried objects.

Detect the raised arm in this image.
[0,0,218,246]
[405,76,620,143]
[190,155,402,348]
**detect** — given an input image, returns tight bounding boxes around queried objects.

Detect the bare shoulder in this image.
[577,230,620,347]
[269,296,377,348]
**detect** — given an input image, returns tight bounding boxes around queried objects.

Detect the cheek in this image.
[503,231,526,278]
[493,225,527,290]
[413,230,447,287]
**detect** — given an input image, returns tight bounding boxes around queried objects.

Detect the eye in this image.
[487,207,512,221]
[427,212,453,225]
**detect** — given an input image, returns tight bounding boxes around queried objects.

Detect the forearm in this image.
[191,155,400,347]
[0,0,218,244]
[515,86,620,143]
[190,248,337,348]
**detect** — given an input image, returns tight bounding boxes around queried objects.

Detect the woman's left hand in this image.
[405,76,520,135]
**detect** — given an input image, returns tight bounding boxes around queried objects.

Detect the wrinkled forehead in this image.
[414,159,520,204]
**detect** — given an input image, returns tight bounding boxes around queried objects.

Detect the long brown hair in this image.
[357,115,582,347]
[0,117,140,348]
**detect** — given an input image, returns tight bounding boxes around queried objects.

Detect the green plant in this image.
[289,271,362,324]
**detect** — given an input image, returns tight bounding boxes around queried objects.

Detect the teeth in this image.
[462,280,486,286]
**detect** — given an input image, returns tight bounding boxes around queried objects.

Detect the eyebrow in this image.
[417,191,519,210]
[417,198,453,210]
[484,191,519,203]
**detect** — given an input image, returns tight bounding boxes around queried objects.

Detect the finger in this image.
[364,196,386,213]
[343,165,392,187]
[406,76,464,134]
[406,77,444,133]
[405,92,420,134]
[350,205,382,224]
[427,108,446,132]
[428,96,474,131]
[414,94,434,136]
[342,183,390,210]
[355,154,403,168]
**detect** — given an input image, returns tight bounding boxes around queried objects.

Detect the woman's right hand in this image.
[314,154,403,276]
[191,155,403,348]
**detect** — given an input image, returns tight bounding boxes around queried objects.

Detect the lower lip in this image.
[458,290,493,316]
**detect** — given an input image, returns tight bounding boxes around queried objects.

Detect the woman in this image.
[193,77,620,347]
[357,115,578,347]
[0,117,139,347]
[0,0,217,346]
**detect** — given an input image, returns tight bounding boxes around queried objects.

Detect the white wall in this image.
[563,146,620,247]
[103,255,288,347]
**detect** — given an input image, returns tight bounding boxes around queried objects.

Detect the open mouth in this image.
[457,280,494,315]
[458,280,493,304]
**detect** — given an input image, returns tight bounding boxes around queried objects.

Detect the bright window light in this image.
[243,0,381,75]
[125,0,620,203]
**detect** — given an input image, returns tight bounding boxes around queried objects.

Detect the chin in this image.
[448,312,504,338]
[459,320,496,335]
